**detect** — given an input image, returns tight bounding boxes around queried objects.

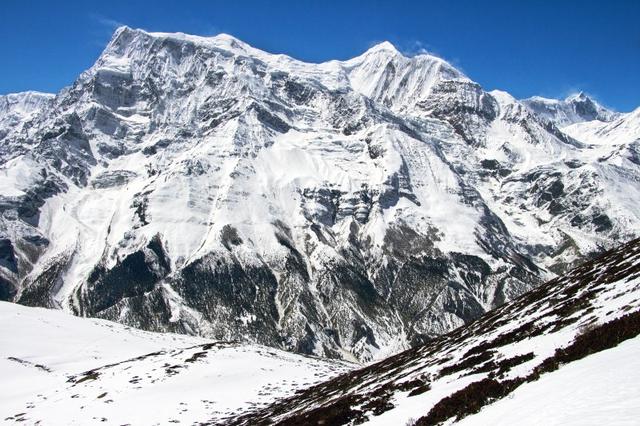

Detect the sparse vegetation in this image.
[185,351,208,363]
[531,310,640,379]
[416,310,640,425]
[416,378,524,425]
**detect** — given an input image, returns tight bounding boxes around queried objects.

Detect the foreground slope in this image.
[1,27,639,361]
[0,302,351,425]
[228,237,640,425]
[456,336,640,426]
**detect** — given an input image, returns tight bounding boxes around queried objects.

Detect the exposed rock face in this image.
[0,27,639,361]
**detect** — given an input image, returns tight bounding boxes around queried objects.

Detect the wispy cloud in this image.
[401,39,466,74]
[543,85,589,101]
[201,25,222,37]
[86,14,131,48]
[399,40,433,57]
[94,15,127,30]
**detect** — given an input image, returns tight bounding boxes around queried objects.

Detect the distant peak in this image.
[111,25,141,39]
[106,27,253,55]
[366,41,401,54]
[0,91,55,105]
[1,90,54,98]
[107,25,144,48]
[114,25,133,34]
[525,95,554,102]
[565,91,592,103]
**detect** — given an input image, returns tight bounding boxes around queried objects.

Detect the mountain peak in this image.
[366,41,401,55]
[109,25,145,43]
[108,27,246,47]
[565,91,592,103]
[113,24,134,35]
[209,32,252,51]
[2,25,639,371]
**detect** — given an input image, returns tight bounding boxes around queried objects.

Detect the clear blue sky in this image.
[2,0,639,111]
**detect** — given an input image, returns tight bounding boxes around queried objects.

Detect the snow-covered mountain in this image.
[0,91,54,129]
[230,237,640,425]
[1,27,639,361]
[522,92,619,127]
[0,301,351,425]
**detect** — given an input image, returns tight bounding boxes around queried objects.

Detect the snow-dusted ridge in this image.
[0,27,639,362]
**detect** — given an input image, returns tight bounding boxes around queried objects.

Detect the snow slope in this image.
[457,335,640,426]
[0,301,352,425]
[563,106,640,146]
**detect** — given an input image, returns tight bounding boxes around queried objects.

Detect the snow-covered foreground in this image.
[457,335,640,426]
[1,242,638,426]
[0,302,352,425]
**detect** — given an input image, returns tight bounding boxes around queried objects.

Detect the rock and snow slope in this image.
[0,301,351,425]
[0,91,54,140]
[0,27,639,361]
[229,237,640,425]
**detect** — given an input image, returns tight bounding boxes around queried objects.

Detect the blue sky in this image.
[2,0,639,111]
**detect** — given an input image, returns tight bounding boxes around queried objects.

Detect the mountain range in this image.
[1,27,639,362]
